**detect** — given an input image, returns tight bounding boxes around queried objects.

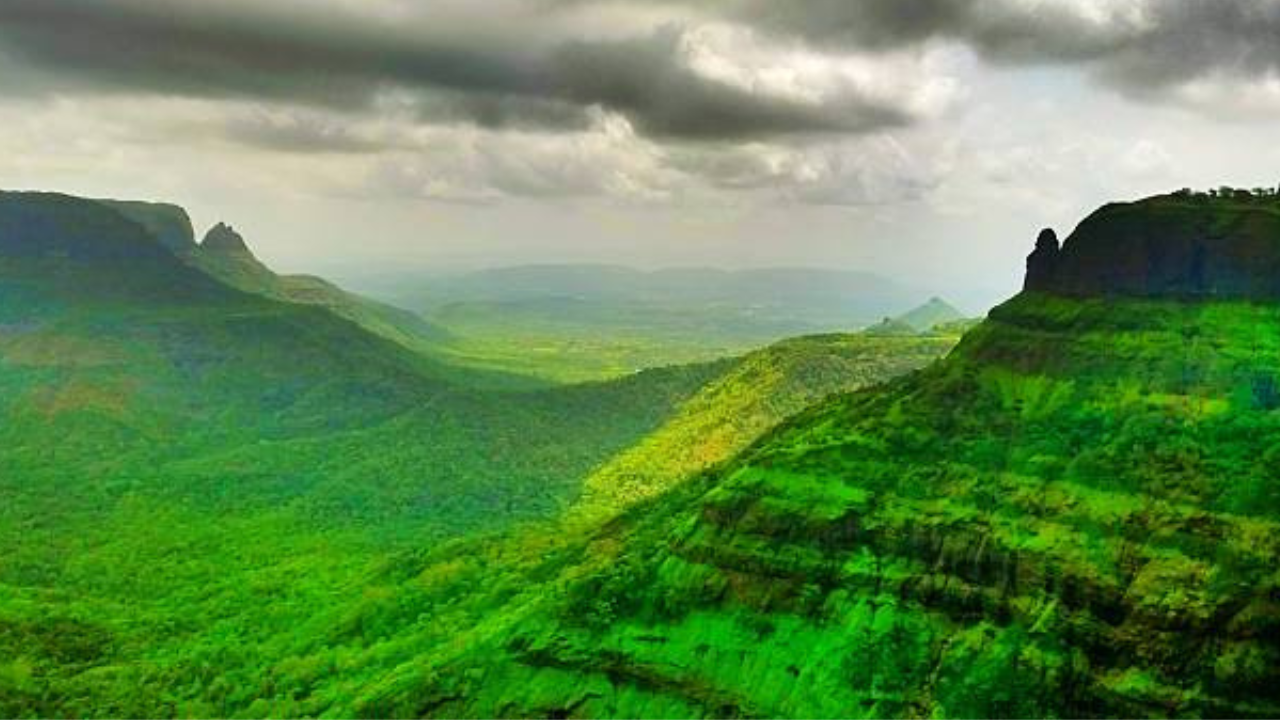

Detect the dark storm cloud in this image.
[0,0,913,144]
[552,29,909,140]
[695,0,1280,95]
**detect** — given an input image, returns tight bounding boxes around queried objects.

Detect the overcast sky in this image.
[2,0,1279,306]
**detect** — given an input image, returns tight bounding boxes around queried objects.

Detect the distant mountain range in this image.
[370,263,937,331]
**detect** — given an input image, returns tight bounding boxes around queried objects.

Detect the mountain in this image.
[100,199,453,361]
[386,265,919,319]
[893,296,966,332]
[389,192,1280,718]
[1025,192,1280,298]
[191,219,453,357]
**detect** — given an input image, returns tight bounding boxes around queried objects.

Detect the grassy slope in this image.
[399,292,1280,718]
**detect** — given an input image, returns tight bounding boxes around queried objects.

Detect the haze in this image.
[3,0,1279,308]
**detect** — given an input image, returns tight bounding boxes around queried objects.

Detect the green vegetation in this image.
[0,191,949,717]
[575,332,956,518]
[892,296,966,332]
[397,294,1280,718]
[9,187,1280,718]
[368,265,932,383]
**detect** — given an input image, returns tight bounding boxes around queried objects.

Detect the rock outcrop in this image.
[1023,194,1280,299]
[201,222,252,255]
[1023,228,1060,292]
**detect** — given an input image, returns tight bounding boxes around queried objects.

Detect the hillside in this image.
[576,332,957,518]
[103,199,452,361]
[383,192,1280,718]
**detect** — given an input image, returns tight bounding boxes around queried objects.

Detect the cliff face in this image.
[98,200,197,254]
[1024,194,1280,299]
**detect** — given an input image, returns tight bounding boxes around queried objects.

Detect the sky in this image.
[2,0,1279,307]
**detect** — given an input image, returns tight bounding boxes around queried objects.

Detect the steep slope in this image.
[395,192,1280,718]
[98,197,453,362]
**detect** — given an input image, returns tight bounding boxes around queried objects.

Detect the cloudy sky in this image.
[2,0,1279,306]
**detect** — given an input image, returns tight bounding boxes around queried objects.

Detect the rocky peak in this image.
[1023,228,1060,292]
[201,222,252,255]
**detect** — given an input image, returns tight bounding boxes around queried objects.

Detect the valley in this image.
[0,191,956,716]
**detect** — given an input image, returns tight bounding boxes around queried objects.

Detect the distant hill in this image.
[382,263,924,330]
[860,316,922,336]
[367,264,938,381]
[893,296,965,331]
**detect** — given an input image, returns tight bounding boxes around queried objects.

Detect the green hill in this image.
[192,220,453,358]
[101,198,454,363]
[385,192,1280,718]
[0,190,959,717]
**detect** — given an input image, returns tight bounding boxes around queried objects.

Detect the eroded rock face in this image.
[1023,228,1060,292]
[1022,196,1280,299]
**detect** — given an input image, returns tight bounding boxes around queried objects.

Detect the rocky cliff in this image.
[1024,192,1280,299]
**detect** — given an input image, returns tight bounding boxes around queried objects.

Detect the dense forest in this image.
[5,190,1280,717]
[0,191,957,717]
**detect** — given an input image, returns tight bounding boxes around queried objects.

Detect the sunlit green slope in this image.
[391,192,1280,719]
[576,332,957,517]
